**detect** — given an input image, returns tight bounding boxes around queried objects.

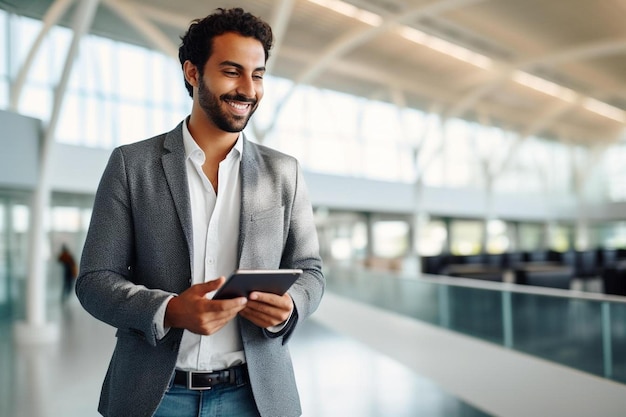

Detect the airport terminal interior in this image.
[2,0,626,416]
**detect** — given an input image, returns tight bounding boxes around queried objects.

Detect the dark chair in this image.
[502,252,524,269]
[524,250,548,263]
[422,255,447,275]
[575,250,600,279]
[457,254,485,265]
[515,266,573,290]
[484,253,504,268]
[602,261,626,296]
[549,250,576,268]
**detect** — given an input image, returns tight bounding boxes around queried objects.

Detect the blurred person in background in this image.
[57,243,77,304]
[76,7,324,417]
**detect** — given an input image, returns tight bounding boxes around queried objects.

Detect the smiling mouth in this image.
[227,100,250,110]
[224,98,255,117]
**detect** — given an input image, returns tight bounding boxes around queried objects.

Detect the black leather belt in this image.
[174,364,248,390]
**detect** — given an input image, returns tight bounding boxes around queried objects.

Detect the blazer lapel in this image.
[238,136,260,267]
[161,123,193,264]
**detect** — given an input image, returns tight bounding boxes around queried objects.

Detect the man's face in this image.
[196,32,266,133]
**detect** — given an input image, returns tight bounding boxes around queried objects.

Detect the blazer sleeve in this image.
[276,160,325,343]
[75,147,174,347]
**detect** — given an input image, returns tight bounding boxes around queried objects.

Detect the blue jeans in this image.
[153,375,260,417]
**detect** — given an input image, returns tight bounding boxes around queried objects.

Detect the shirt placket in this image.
[195,156,217,370]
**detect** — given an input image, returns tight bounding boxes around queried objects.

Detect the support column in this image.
[14,0,100,344]
[9,0,74,110]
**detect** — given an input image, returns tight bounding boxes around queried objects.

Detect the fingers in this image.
[165,278,247,335]
[240,292,293,328]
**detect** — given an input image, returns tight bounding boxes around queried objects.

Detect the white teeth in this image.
[229,102,248,110]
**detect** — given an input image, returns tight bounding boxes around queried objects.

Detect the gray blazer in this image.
[76,122,325,417]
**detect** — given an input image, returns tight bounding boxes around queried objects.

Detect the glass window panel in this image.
[27,29,53,85]
[270,128,306,164]
[372,220,409,258]
[11,16,40,76]
[443,119,475,188]
[118,102,148,144]
[450,219,483,255]
[319,90,359,137]
[19,84,51,121]
[0,10,6,77]
[84,95,101,147]
[162,58,188,108]
[0,79,7,109]
[593,221,626,249]
[51,206,81,232]
[518,223,543,251]
[56,92,83,144]
[419,114,445,187]
[363,142,400,181]
[361,101,403,142]
[255,75,292,130]
[116,43,148,102]
[50,24,72,85]
[73,41,95,94]
[549,223,572,252]
[151,53,169,105]
[150,108,170,136]
[417,218,447,256]
[82,208,93,231]
[85,35,116,96]
[486,219,510,254]
[398,107,427,148]
[308,137,351,176]
[94,100,116,148]
[12,204,29,234]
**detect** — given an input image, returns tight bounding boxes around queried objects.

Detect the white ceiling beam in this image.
[523,38,626,67]
[266,0,297,74]
[439,32,626,122]
[127,1,192,29]
[102,0,179,58]
[296,0,488,85]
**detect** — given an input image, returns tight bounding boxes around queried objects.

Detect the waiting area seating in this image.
[422,248,626,295]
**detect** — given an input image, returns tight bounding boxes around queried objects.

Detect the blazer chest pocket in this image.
[251,205,284,222]
[247,205,285,253]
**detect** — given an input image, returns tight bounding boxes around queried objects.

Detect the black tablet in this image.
[212,269,303,300]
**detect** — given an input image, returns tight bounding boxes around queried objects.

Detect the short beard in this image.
[197,76,257,133]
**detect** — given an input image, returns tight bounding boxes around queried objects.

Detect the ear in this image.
[183,60,200,88]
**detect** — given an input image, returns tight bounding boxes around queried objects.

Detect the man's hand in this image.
[164,277,247,335]
[239,291,293,328]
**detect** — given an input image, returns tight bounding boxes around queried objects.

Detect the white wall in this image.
[0,110,40,189]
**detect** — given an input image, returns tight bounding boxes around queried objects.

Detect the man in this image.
[76,8,324,417]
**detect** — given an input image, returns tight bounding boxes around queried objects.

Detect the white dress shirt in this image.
[154,119,289,371]
[154,118,245,371]
[178,118,246,371]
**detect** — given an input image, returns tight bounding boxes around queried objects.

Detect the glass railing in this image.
[324,266,626,385]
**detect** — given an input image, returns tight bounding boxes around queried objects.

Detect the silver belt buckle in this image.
[188,371,213,391]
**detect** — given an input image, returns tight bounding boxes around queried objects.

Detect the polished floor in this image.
[1,295,489,417]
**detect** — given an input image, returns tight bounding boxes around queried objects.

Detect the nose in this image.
[236,74,256,99]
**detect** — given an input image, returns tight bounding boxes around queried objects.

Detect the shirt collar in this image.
[182,117,243,164]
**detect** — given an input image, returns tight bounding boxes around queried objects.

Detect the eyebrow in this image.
[219,60,266,72]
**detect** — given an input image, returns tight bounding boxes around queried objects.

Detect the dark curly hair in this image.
[178,8,273,97]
